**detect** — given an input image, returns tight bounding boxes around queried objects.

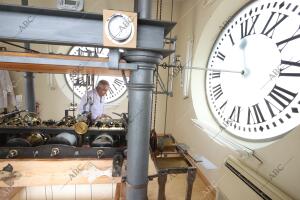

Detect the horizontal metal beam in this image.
[0,4,175,55]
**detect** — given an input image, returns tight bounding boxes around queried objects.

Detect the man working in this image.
[78,80,111,120]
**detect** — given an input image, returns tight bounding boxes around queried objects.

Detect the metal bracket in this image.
[109,49,121,70]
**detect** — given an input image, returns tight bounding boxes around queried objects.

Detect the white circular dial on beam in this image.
[205,0,300,140]
[105,13,134,44]
[65,46,128,104]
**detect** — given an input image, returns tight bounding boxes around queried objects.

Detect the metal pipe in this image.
[134,0,152,19]
[126,1,155,199]
[125,51,162,200]
[22,0,36,112]
[24,71,36,112]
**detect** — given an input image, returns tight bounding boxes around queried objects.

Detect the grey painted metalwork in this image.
[0,54,137,70]
[125,50,162,200]
[24,69,36,112]
[134,0,151,19]
[22,0,36,113]
[0,4,175,53]
[125,0,159,199]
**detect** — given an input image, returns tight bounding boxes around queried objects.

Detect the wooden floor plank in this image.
[0,159,121,187]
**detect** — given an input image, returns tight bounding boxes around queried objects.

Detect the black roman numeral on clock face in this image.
[212,84,223,100]
[261,12,288,38]
[276,25,300,52]
[212,72,221,79]
[279,60,300,77]
[229,106,241,123]
[247,104,265,124]
[114,79,123,86]
[267,85,297,110]
[216,52,226,61]
[241,14,260,38]
[108,87,114,96]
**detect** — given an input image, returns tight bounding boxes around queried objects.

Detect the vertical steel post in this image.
[126,0,156,199]
[125,1,160,199]
[134,0,152,19]
[125,51,162,200]
[22,0,36,112]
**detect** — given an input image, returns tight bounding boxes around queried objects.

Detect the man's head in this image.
[96,80,110,97]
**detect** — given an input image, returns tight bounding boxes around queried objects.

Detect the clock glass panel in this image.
[206,0,300,140]
[65,46,127,104]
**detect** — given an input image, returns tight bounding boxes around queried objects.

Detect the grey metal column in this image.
[125,51,162,200]
[125,0,159,199]
[22,0,36,112]
[24,71,36,112]
[134,0,151,19]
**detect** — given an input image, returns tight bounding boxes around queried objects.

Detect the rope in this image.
[159,0,163,20]
[152,67,159,130]
[163,0,174,135]
[25,187,28,200]
[90,184,93,200]
[152,0,163,130]
[44,186,47,200]
[75,184,77,200]
[51,185,53,200]
[156,0,159,20]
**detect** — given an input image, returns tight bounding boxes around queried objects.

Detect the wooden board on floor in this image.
[0,159,121,187]
[0,51,130,76]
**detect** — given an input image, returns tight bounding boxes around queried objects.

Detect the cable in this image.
[153,67,159,130]
[44,186,48,200]
[159,0,163,20]
[75,184,77,200]
[156,0,159,20]
[51,185,53,200]
[90,184,93,200]
[0,41,39,53]
[25,187,28,200]
[163,0,174,135]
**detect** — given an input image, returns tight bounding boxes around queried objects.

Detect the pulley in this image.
[91,134,114,147]
[6,138,31,147]
[48,132,77,146]
[26,132,48,146]
[74,112,91,134]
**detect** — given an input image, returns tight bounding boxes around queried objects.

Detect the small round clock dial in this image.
[65,46,127,104]
[105,13,134,44]
[108,14,132,42]
[206,0,300,140]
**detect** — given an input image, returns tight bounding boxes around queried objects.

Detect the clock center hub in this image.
[222,34,281,106]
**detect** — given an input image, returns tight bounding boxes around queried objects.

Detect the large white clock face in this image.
[206,0,300,140]
[65,46,127,104]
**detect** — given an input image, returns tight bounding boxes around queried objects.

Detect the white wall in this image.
[168,0,300,199]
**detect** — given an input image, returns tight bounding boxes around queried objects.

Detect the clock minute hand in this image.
[185,67,244,75]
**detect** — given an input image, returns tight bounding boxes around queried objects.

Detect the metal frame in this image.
[0,4,175,55]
